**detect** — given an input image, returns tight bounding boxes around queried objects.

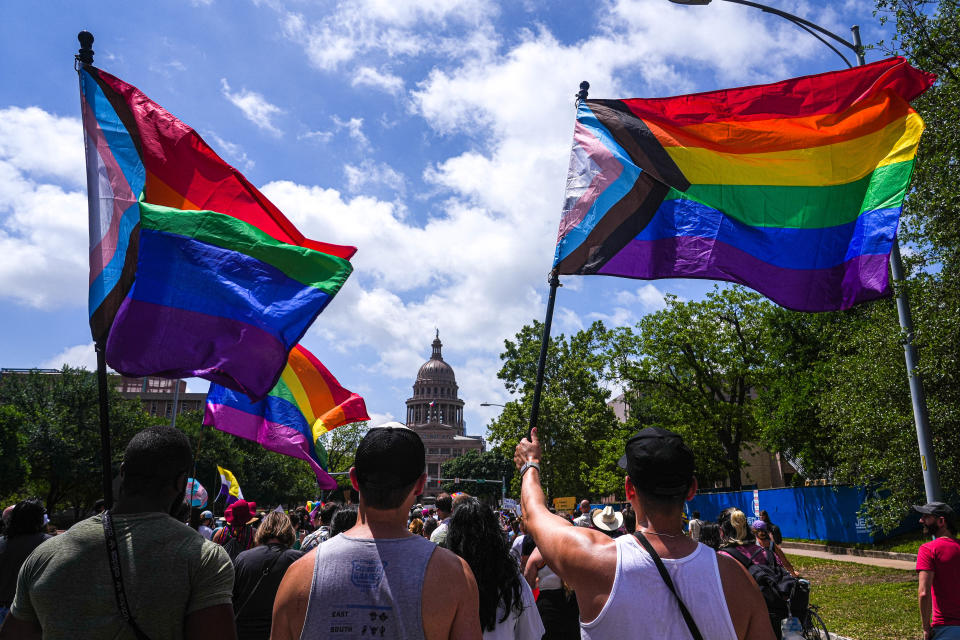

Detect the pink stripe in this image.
[557,121,624,242]
[205,403,338,489]
[82,93,139,285]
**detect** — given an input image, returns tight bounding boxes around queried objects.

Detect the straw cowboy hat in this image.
[592,506,624,532]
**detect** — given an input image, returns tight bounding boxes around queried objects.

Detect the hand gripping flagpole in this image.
[77,30,116,510]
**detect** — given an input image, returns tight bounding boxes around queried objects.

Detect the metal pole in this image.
[95,343,114,509]
[890,243,942,501]
[78,31,114,510]
[527,270,560,437]
[171,378,181,428]
[849,23,941,502]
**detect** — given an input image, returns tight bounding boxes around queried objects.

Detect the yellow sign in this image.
[553,496,576,511]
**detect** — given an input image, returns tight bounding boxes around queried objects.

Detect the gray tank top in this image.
[300,533,437,639]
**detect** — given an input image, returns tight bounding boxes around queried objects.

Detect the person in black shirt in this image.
[232,511,302,640]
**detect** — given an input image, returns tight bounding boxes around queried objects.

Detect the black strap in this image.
[633,532,704,640]
[102,511,152,640]
[233,546,284,621]
[723,547,753,570]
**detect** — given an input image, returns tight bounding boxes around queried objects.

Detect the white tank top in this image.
[580,535,737,640]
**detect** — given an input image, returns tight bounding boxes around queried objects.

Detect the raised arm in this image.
[513,429,617,617]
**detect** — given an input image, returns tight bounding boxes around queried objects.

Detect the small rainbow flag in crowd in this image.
[79,66,355,400]
[204,344,369,489]
[216,466,243,505]
[554,57,935,312]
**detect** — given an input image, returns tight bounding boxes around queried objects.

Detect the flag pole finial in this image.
[77,31,94,66]
[576,81,589,103]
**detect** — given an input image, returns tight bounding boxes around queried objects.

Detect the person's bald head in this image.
[579,500,590,514]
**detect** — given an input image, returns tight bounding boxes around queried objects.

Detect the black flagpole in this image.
[526,81,589,440]
[77,31,114,509]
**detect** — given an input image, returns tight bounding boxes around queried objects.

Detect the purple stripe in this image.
[597,236,891,311]
[557,122,624,242]
[104,298,287,400]
[205,404,337,489]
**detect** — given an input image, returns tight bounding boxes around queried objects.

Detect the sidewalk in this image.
[782,542,916,570]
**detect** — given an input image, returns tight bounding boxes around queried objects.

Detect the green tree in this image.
[607,287,772,489]
[440,450,513,503]
[0,367,159,514]
[487,321,627,500]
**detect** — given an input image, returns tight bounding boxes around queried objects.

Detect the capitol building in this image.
[405,332,484,496]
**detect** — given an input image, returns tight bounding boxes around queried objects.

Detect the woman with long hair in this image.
[446,498,544,640]
[0,499,50,623]
[232,511,303,640]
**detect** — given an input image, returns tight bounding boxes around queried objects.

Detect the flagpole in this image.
[669,2,942,503]
[76,31,115,510]
[527,81,589,440]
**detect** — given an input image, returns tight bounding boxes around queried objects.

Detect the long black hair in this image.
[446,498,524,632]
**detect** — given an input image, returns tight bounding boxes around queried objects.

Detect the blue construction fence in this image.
[684,485,917,543]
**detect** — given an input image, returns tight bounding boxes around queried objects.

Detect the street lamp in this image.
[668,0,864,67]
[668,0,941,503]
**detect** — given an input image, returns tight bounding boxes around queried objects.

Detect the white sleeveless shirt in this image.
[580,535,737,640]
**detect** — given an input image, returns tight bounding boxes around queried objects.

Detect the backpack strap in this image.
[102,511,153,640]
[633,532,704,640]
[722,547,752,570]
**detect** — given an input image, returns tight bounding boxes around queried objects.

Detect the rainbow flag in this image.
[216,466,243,505]
[203,344,369,489]
[554,57,936,312]
[80,66,355,399]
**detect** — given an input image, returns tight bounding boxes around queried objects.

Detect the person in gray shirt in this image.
[272,422,480,640]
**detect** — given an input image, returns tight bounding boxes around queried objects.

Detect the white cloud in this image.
[220,78,284,136]
[299,129,334,144]
[280,1,500,71]
[41,343,98,371]
[0,107,88,309]
[344,160,405,195]
[352,66,404,95]
[332,116,370,149]
[205,131,255,171]
[614,284,667,313]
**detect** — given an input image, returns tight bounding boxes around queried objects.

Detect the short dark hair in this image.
[354,426,425,510]
[8,499,45,537]
[330,504,358,537]
[121,426,192,496]
[692,511,700,519]
[255,512,295,547]
[320,502,340,525]
[436,493,453,514]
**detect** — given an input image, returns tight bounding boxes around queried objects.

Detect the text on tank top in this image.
[301,533,437,640]
[580,536,738,640]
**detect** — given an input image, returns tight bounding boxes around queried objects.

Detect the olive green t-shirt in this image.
[11,512,234,639]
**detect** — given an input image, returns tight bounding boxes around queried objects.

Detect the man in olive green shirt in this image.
[0,426,236,640]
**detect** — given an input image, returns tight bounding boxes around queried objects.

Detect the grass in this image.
[783,530,926,555]
[787,554,919,640]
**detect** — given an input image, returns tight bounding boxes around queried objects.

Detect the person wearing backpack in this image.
[752,521,799,578]
[719,511,804,639]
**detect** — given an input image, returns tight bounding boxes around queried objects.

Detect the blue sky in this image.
[1,0,890,441]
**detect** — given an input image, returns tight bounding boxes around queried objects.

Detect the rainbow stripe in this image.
[80,67,355,399]
[553,57,936,311]
[204,344,370,489]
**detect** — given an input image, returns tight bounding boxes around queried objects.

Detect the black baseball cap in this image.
[618,427,695,496]
[913,502,957,524]
[354,422,425,489]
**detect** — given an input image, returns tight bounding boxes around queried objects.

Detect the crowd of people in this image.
[0,421,956,639]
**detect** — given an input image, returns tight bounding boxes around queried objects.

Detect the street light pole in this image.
[670,0,941,502]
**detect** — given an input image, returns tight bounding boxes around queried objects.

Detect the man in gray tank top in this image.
[514,427,774,640]
[271,422,481,640]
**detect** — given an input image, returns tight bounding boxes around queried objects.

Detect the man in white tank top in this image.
[514,427,773,640]
[271,422,481,640]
